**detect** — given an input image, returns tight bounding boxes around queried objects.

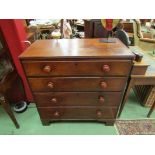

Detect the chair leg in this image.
[118,78,134,117]
[0,95,20,128]
[147,100,155,118]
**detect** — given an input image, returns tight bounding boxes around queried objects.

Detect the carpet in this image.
[115,119,155,135]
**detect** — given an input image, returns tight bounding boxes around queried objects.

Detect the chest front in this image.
[19,39,134,126]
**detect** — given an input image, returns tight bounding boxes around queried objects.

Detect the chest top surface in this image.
[19,38,134,60]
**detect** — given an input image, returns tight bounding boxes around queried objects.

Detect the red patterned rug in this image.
[115,120,155,135]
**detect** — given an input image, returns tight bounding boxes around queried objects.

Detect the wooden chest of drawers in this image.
[19,39,134,125]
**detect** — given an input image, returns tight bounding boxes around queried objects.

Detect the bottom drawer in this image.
[37,107,118,120]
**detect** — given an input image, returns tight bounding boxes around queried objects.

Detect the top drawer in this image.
[22,60,132,77]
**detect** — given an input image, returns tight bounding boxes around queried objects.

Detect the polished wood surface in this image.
[22,60,132,76]
[19,39,134,59]
[37,107,118,120]
[28,77,127,92]
[20,39,134,125]
[34,92,122,107]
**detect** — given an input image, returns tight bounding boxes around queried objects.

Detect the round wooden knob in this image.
[47,82,54,89]
[51,98,57,103]
[100,81,107,89]
[97,110,102,118]
[99,96,105,103]
[102,65,110,72]
[54,111,60,117]
[43,65,51,73]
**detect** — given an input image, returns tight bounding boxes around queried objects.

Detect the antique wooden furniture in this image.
[121,21,134,45]
[19,38,134,125]
[0,29,19,128]
[84,20,134,45]
[84,20,108,38]
[118,47,155,117]
[0,72,20,128]
[147,100,155,117]
[118,71,155,117]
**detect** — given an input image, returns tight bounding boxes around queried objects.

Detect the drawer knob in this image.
[103,65,110,72]
[47,82,54,89]
[99,96,105,103]
[97,110,102,118]
[51,98,57,103]
[43,65,51,73]
[100,81,107,89]
[54,111,60,117]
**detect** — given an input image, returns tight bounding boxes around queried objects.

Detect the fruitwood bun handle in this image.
[43,65,51,73]
[103,65,110,72]
[47,82,54,88]
[99,96,105,103]
[100,81,107,89]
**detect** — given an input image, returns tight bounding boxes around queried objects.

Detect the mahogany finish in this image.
[33,92,122,107]
[19,39,134,125]
[22,60,132,76]
[28,77,127,92]
[19,39,134,59]
[37,107,118,120]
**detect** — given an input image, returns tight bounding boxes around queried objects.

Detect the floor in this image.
[0,90,154,135]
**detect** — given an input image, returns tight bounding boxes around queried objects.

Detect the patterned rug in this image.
[115,120,155,135]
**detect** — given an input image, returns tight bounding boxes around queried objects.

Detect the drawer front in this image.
[29,77,127,92]
[37,107,118,120]
[22,60,132,76]
[34,92,122,107]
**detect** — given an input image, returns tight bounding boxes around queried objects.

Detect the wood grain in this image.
[22,60,132,76]
[19,39,133,125]
[19,39,134,59]
[37,106,118,120]
[28,77,127,92]
[34,92,123,107]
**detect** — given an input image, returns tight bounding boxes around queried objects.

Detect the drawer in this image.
[22,60,132,76]
[29,77,127,92]
[34,92,122,107]
[37,107,118,120]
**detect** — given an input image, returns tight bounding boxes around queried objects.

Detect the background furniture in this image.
[0,29,20,128]
[131,46,155,107]
[118,46,155,117]
[134,85,155,107]
[118,72,155,117]
[135,19,155,48]
[84,19,108,38]
[19,38,134,125]
[0,19,33,102]
[0,72,20,128]
[84,20,135,45]
[25,19,62,41]
[147,100,155,117]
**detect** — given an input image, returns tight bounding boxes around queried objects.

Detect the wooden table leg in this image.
[0,94,20,128]
[118,78,134,118]
[147,100,155,118]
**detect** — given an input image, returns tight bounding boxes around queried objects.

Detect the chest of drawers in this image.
[19,39,134,125]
